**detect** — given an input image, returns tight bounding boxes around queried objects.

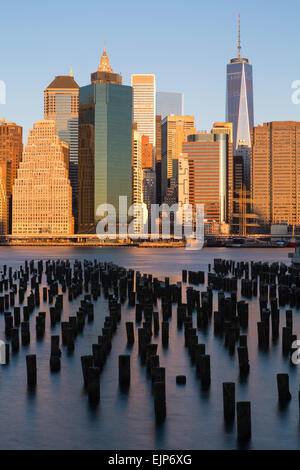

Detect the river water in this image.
[0,246,298,450]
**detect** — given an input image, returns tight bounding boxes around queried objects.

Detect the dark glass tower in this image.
[226,16,254,150]
[78,49,132,233]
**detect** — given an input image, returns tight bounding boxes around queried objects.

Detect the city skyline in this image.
[2,0,300,140]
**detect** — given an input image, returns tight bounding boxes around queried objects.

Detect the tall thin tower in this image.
[226,14,254,150]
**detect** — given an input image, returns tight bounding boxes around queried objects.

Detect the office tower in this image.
[132,124,143,206]
[156,91,184,120]
[143,168,156,214]
[226,15,254,150]
[0,118,23,233]
[0,164,10,234]
[155,115,162,204]
[12,120,74,235]
[251,121,300,226]
[161,115,195,201]
[79,49,132,233]
[141,135,153,169]
[132,124,143,234]
[44,72,79,228]
[131,74,156,150]
[182,124,233,223]
[164,154,189,207]
[236,140,251,189]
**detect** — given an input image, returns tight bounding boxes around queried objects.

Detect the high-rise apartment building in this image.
[0,118,23,233]
[251,121,300,226]
[161,115,195,201]
[12,120,74,235]
[44,73,79,227]
[156,91,184,119]
[182,124,233,223]
[226,15,254,150]
[79,49,132,233]
[0,164,10,234]
[131,75,156,149]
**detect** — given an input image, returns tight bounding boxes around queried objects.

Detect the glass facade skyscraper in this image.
[78,50,132,233]
[156,91,184,120]
[226,21,254,151]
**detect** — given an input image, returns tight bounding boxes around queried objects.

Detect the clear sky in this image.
[1,0,300,140]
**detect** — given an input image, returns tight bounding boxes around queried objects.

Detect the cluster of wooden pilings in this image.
[2,256,300,443]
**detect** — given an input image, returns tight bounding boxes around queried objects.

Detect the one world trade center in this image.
[226,15,254,151]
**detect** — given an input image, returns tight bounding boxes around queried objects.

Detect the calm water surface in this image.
[0,246,298,450]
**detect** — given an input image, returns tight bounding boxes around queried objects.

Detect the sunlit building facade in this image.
[12,120,74,235]
[44,73,79,227]
[161,115,195,201]
[0,118,23,233]
[251,121,300,226]
[182,124,233,223]
[79,49,132,233]
[131,74,156,149]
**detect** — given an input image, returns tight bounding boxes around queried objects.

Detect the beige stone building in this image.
[12,120,74,235]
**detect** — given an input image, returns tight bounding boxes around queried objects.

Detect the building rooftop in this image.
[46,75,79,89]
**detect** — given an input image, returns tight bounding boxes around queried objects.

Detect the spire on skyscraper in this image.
[98,46,113,73]
[238,13,241,59]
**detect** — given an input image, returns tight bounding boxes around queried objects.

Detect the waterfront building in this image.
[251,121,300,227]
[182,123,233,224]
[44,72,79,228]
[0,118,23,233]
[226,15,254,150]
[79,49,132,233]
[131,74,156,150]
[12,120,74,235]
[161,115,195,201]
[156,91,184,119]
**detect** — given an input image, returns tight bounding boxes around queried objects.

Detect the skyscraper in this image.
[12,120,74,235]
[141,135,153,169]
[182,123,233,224]
[79,49,132,233]
[156,91,184,119]
[226,15,254,150]
[155,115,162,204]
[44,73,79,228]
[132,123,143,207]
[161,115,195,201]
[131,75,156,149]
[251,121,300,226]
[0,118,23,233]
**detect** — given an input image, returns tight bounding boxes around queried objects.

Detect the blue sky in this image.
[1,0,300,139]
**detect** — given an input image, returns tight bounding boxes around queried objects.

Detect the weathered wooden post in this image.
[26,354,37,387]
[119,355,130,387]
[237,402,251,440]
[277,373,291,403]
[153,381,166,419]
[126,322,135,345]
[87,367,100,404]
[223,382,235,421]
